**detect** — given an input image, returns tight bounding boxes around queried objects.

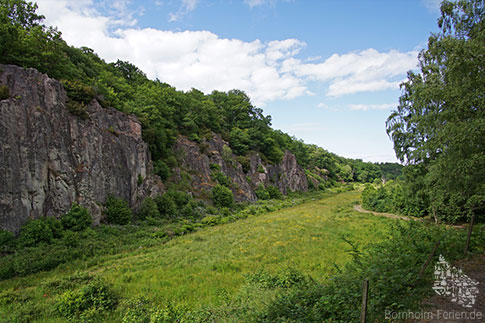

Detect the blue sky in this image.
[36,0,443,162]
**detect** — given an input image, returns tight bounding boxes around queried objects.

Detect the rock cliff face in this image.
[0,65,163,232]
[173,133,308,202]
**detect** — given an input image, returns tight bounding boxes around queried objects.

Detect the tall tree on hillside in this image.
[386,0,484,222]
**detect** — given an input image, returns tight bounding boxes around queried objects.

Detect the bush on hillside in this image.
[212,184,234,208]
[137,197,160,220]
[56,278,118,319]
[267,185,283,199]
[255,184,270,200]
[0,230,14,248]
[154,194,177,219]
[61,203,92,231]
[19,218,54,247]
[104,196,132,225]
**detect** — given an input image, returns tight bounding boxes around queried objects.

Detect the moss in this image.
[0,85,9,100]
[107,126,119,136]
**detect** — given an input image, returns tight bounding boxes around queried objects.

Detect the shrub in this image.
[61,79,96,104]
[255,184,270,200]
[212,184,234,208]
[267,185,283,199]
[0,85,10,100]
[180,203,194,218]
[0,229,14,248]
[222,145,233,162]
[61,203,92,231]
[209,163,221,171]
[19,218,54,247]
[56,278,118,318]
[66,100,89,120]
[154,194,177,218]
[212,171,231,187]
[153,160,170,180]
[43,216,64,238]
[104,196,132,225]
[201,215,220,226]
[236,155,250,173]
[165,190,190,208]
[137,197,160,220]
[63,230,80,247]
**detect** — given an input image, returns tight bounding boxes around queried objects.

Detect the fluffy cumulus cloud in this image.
[282,49,418,96]
[35,0,419,106]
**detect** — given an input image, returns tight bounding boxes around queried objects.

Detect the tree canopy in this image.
[386,0,484,222]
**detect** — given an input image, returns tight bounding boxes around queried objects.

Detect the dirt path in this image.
[353,204,421,222]
[353,205,467,229]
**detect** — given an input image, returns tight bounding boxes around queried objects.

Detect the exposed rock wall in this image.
[0,65,163,232]
[173,133,308,202]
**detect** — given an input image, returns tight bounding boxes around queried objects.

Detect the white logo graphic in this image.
[432,255,479,308]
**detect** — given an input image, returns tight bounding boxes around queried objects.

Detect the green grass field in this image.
[0,190,398,321]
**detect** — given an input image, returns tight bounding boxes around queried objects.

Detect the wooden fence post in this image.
[361,279,369,323]
[464,214,476,256]
[411,241,440,288]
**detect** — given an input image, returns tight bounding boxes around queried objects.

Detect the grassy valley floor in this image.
[0,190,409,321]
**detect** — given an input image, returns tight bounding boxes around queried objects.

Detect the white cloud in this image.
[349,103,397,111]
[284,48,418,96]
[169,0,198,22]
[317,102,328,109]
[35,0,419,107]
[422,0,442,13]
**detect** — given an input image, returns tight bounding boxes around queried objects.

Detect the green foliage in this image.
[266,185,283,199]
[61,203,92,231]
[154,194,177,219]
[229,127,250,155]
[0,230,13,248]
[56,277,118,319]
[62,230,80,247]
[386,0,485,222]
[209,163,221,171]
[137,197,160,220]
[153,160,170,180]
[255,184,270,200]
[61,79,96,104]
[221,144,233,162]
[212,184,234,208]
[0,85,9,100]
[361,183,400,213]
[19,218,54,247]
[211,171,231,188]
[0,0,73,79]
[236,155,250,173]
[104,196,132,225]
[66,100,89,120]
[165,190,190,208]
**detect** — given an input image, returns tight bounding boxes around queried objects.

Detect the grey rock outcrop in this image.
[0,65,163,232]
[173,133,308,202]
